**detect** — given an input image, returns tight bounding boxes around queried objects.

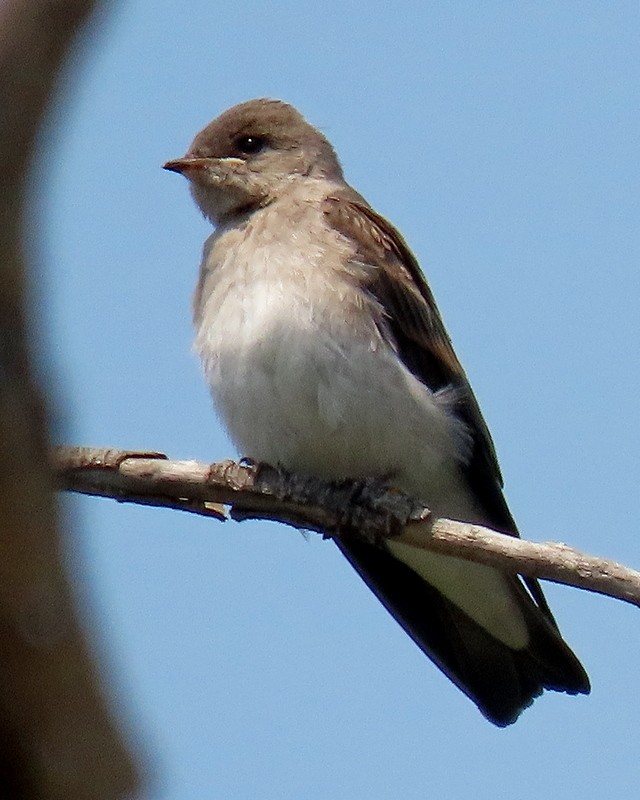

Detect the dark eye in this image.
[234,135,268,155]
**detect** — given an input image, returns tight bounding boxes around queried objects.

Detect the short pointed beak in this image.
[162,157,210,174]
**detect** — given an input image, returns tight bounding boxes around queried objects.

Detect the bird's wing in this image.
[321,190,589,724]
[323,189,515,534]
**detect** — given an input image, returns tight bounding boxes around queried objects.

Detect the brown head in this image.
[163,99,343,224]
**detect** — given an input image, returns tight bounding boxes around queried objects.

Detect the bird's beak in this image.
[162,157,211,175]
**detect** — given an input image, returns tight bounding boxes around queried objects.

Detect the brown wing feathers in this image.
[323,192,589,723]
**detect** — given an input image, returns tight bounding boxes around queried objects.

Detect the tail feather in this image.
[336,536,589,726]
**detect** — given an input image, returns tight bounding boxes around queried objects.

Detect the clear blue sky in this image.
[39,2,638,798]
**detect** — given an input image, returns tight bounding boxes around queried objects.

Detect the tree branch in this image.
[53,446,640,609]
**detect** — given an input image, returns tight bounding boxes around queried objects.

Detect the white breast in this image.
[192,194,531,644]
[193,195,475,518]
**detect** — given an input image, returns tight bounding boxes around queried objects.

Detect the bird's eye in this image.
[234,135,268,155]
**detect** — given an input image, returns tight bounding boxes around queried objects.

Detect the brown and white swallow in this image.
[164,98,589,726]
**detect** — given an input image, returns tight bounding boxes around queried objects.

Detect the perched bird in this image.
[163,98,589,725]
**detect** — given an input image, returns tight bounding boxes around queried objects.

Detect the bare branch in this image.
[53,446,640,609]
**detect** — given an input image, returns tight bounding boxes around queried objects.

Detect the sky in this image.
[35,2,639,798]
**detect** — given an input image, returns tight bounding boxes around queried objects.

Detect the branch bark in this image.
[53,446,640,609]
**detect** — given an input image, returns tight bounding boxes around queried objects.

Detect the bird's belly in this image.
[195,274,527,648]
[197,282,471,515]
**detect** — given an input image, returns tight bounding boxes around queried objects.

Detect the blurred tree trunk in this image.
[0,1,140,797]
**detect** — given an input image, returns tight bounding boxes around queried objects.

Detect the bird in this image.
[163,98,589,725]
